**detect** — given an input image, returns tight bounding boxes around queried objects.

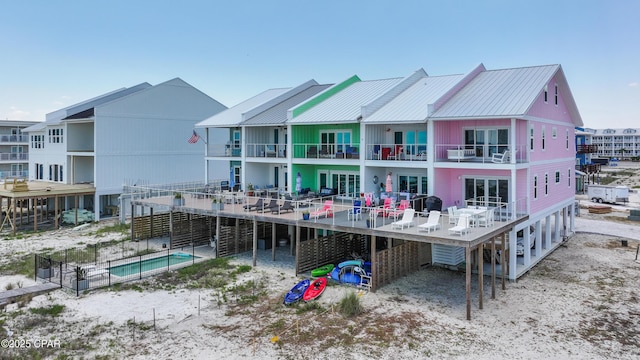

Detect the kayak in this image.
[303,277,327,302]
[283,279,310,305]
[338,259,363,268]
[311,263,335,277]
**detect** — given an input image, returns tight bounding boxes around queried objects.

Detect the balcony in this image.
[245,143,286,159]
[576,144,598,154]
[207,143,242,158]
[0,135,28,143]
[293,144,361,160]
[364,143,427,162]
[0,153,28,162]
[577,164,601,173]
[435,144,526,164]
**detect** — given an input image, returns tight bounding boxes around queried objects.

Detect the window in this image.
[554,83,558,106]
[31,135,44,149]
[544,85,548,103]
[555,171,560,183]
[541,126,546,150]
[464,128,509,157]
[530,126,534,151]
[566,129,570,149]
[48,128,63,143]
[330,171,359,196]
[552,127,557,139]
[321,130,352,154]
[545,173,549,195]
[232,130,241,149]
[464,178,509,205]
[534,175,538,199]
[568,169,571,187]
[398,175,428,194]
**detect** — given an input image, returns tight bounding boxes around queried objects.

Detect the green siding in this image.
[292,124,360,158]
[291,75,361,118]
[291,165,360,191]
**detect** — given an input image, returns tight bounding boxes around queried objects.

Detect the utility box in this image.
[587,185,629,204]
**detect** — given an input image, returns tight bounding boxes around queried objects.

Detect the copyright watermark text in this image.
[1,338,61,349]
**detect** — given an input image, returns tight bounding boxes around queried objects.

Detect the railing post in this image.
[139,255,142,280]
[167,249,170,271]
[34,254,37,282]
[59,262,62,288]
[108,260,111,287]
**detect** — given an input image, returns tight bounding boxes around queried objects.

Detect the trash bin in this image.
[424,196,443,212]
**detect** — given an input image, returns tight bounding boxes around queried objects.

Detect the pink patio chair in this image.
[310,200,333,219]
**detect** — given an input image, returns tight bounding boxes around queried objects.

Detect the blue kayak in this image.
[283,279,310,305]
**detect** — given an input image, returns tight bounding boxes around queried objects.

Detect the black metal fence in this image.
[36,243,203,296]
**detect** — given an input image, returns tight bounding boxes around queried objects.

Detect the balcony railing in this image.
[434,144,526,163]
[365,143,427,161]
[292,144,361,159]
[0,170,28,178]
[0,135,28,143]
[245,143,286,158]
[576,144,598,154]
[0,153,28,161]
[207,143,242,157]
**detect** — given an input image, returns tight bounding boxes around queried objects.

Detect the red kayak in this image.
[303,277,327,302]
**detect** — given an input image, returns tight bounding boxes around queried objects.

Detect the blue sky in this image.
[2,0,638,128]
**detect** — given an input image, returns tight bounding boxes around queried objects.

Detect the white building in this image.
[0,120,39,179]
[583,127,640,159]
[24,78,227,220]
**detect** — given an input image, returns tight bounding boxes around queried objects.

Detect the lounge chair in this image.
[243,197,264,211]
[448,214,471,235]
[418,210,441,233]
[310,200,333,219]
[273,199,295,213]
[260,199,279,213]
[391,209,415,229]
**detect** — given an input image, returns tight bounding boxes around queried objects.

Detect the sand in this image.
[1,163,640,359]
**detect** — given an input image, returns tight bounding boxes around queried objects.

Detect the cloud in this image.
[5,106,31,120]
[629,82,638,87]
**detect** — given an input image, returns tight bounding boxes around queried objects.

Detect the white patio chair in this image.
[448,214,471,235]
[418,210,441,233]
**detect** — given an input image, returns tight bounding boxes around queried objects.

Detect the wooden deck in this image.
[0,282,60,308]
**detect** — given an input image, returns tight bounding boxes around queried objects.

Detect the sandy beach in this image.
[1,165,640,359]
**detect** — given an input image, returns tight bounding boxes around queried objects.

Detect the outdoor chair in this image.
[260,199,279,212]
[448,214,471,236]
[447,206,460,224]
[418,210,441,233]
[491,150,511,163]
[310,200,333,219]
[391,208,415,229]
[243,197,264,211]
[273,199,295,213]
[347,199,362,221]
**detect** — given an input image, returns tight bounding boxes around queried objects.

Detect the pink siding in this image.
[528,76,574,124]
[529,162,575,215]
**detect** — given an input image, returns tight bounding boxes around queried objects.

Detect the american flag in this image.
[188,130,200,144]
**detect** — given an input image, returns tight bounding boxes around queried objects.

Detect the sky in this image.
[1,0,638,128]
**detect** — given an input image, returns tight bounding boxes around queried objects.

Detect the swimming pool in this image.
[109,252,200,277]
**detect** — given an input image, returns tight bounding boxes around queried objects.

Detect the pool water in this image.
[109,252,199,277]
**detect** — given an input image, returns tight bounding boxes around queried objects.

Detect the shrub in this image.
[338,291,364,317]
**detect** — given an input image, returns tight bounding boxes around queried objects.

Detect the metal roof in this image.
[431,65,560,119]
[365,74,464,123]
[288,77,403,124]
[196,88,291,127]
[241,83,332,126]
